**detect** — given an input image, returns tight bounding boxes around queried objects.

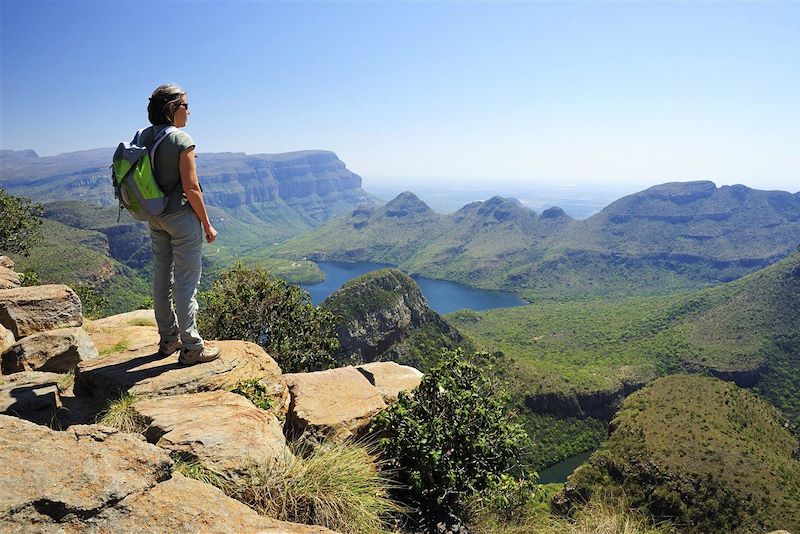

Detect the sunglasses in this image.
[177,103,189,110]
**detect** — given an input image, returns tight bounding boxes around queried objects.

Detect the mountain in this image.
[555,375,800,534]
[0,148,377,248]
[273,182,800,298]
[321,268,470,370]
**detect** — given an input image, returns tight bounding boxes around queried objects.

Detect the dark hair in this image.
[148,84,186,125]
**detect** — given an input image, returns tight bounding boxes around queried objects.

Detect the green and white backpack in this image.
[111,126,177,221]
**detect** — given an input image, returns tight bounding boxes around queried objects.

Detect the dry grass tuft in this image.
[96,393,148,434]
[231,441,403,534]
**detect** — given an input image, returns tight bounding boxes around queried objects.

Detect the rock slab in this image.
[0,323,14,355]
[284,366,387,442]
[1,326,98,374]
[84,309,159,354]
[0,416,172,524]
[0,371,62,425]
[76,340,286,409]
[134,390,292,473]
[0,284,82,339]
[356,361,423,402]
[86,474,338,533]
[0,266,21,289]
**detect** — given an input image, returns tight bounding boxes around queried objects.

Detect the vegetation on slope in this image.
[558,375,800,534]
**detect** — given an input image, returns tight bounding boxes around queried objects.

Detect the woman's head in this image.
[148,84,188,126]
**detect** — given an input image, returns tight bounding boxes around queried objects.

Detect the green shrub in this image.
[198,262,339,373]
[231,441,401,534]
[0,188,43,256]
[229,378,274,411]
[371,349,531,515]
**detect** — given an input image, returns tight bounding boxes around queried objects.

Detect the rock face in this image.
[0,324,14,354]
[86,474,337,534]
[284,366,387,442]
[0,284,82,338]
[0,266,20,289]
[76,340,286,409]
[0,416,172,524]
[0,371,62,425]
[1,326,98,374]
[356,361,423,403]
[0,415,336,533]
[0,256,14,269]
[133,390,292,473]
[322,269,464,366]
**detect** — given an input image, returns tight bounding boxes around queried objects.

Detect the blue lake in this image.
[303,261,526,314]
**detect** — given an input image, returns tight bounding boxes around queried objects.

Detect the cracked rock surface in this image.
[0,415,172,524]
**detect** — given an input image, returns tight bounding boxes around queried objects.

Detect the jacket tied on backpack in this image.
[112,126,177,221]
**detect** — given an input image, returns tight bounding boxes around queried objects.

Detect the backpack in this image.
[111,126,177,221]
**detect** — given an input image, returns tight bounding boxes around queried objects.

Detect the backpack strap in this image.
[148,126,178,166]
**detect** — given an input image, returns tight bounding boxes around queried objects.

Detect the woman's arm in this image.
[179,147,218,243]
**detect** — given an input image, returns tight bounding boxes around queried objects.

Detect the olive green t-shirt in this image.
[138,125,195,214]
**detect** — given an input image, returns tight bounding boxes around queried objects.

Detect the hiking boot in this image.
[158,339,182,356]
[179,346,220,365]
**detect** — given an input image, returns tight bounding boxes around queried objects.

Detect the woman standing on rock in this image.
[142,84,219,365]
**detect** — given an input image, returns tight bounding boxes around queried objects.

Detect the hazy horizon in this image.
[1,2,798,192]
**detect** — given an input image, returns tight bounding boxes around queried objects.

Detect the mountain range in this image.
[0,148,376,247]
[272,182,800,298]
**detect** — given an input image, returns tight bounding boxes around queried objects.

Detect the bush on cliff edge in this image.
[371,349,532,519]
[198,262,339,373]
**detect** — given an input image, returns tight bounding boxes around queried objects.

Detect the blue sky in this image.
[1,1,798,191]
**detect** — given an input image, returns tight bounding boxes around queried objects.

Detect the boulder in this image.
[84,309,159,354]
[0,284,82,339]
[0,371,62,425]
[1,326,98,374]
[0,256,14,269]
[133,390,292,473]
[0,266,21,289]
[85,474,338,534]
[356,361,423,402]
[76,340,286,410]
[284,366,386,442]
[0,323,14,354]
[0,416,172,525]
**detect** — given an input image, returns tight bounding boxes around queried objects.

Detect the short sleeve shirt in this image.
[138,125,195,214]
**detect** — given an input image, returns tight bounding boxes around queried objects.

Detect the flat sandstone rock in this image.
[0,416,172,524]
[134,390,291,473]
[1,326,98,374]
[0,371,62,425]
[284,366,387,442]
[0,266,21,289]
[356,361,423,402]
[76,340,286,408]
[0,284,82,339]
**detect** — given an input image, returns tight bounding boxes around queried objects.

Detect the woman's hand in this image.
[204,224,218,244]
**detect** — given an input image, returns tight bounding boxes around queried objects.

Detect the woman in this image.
[141,83,219,365]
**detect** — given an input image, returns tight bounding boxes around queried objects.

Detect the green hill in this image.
[272,182,800,299]
[556,375,800,534]
[448,251,800,467]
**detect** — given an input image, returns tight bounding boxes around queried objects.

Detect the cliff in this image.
[321,269,468,370]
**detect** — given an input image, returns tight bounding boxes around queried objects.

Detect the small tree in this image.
[0,188,43,256]
[371,349,531,516]
[198,262,339,373]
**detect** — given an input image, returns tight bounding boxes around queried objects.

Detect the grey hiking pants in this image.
[148,207,205,351]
